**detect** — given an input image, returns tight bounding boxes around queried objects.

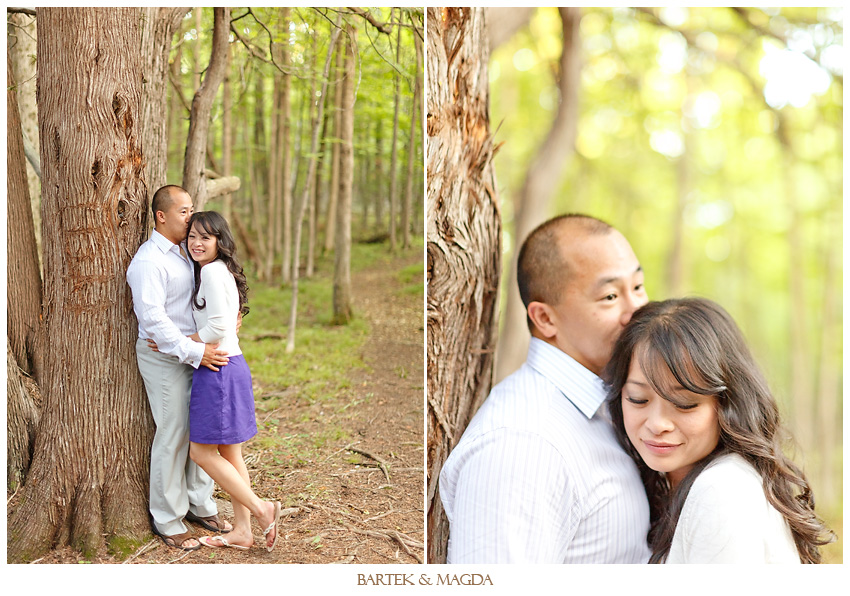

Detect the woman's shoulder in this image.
[200,259,233,280]
[687,453,764,509]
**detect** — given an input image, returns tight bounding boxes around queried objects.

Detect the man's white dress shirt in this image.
[193,260,242,357]
[667,453,800,563]
[126,229,204,368]
[439,337,651,563]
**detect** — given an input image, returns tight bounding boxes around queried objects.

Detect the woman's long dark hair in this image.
[603,298,832,563]
[187,211,250,316]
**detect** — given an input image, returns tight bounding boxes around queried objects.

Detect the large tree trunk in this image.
[332,24,356,325]
[494,7,581,383]
[7,12,42,263]
[8,7,152,562]
[139,7,189,203]
[7,57,44,489]
[288,17,343,351]
[182,7,230,208]
[426,7,501,564]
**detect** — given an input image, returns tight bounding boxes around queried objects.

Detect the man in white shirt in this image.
[439,214,652,563]
[126,185,231,551]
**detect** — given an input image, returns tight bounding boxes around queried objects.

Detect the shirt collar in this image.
[526,337,608,419]
[151,229,187,258]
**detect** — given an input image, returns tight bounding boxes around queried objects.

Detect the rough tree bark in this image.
[182,7,230,209]
[8,7,152,562]
[139,7,190,201]
[493,7,581,383]
[426,7,501,564]
[7,57,44,488]
[287,16,343,351]
[7,341,41,490]
[7,13,42,261]
[332,24,356,325]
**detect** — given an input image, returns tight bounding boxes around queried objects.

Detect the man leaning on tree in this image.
[439,214,651,563]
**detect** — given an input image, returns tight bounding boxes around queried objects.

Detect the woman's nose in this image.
[645,403,675,435]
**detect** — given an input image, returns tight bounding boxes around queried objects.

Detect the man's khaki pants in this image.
[136,338,217,536]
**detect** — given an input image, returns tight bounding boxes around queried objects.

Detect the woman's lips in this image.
[642,440,681,455]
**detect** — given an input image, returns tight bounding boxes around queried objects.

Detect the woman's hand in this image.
[188,333,202,343]
[146,339,159,352]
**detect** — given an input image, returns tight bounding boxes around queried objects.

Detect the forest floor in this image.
[14,241,425,565]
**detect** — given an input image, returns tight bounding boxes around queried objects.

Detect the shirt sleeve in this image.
[443,429,578,563]
[195,263,232,344]
[126,258,205,368]
[675,466,767,563]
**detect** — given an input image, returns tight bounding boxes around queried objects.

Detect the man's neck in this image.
[154,227,183,246]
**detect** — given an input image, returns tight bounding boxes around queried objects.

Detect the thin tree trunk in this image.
[7,56,45,385]
[222,39,233,221]
[182,7,230,208]
[8,13,42,263]
[388,13,402,251]
[7,57,45,489]
[332,24,356,324]
[426,7,501,564]
[279,8,293,284]
[494,7,581,383]
[777,114,812,455]
[288,17,342,351]
[815,214,840,502]
[325,34,344,253]
[8,7,152,562]
[403,24,421,249]
[374,118,385,232]
[265,70,281,281]
[244,105,266,273]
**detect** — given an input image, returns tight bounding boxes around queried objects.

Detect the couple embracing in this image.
[126,185,281,552]
[440,214,833,564]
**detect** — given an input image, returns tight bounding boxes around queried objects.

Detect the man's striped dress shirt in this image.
[439,337,651,563]
[126,229,205,368]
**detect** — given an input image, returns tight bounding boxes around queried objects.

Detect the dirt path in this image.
[25,250,425,565]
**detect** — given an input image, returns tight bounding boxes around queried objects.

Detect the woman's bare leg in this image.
[190,442,276,547]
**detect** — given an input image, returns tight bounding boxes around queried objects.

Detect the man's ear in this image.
[527,301,557,339]
[155,210,166,225]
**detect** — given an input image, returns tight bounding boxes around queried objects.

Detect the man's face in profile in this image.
[545,230,648,374]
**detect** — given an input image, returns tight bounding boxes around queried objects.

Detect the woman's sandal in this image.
[199,535,250,550]
[263,502,282,552]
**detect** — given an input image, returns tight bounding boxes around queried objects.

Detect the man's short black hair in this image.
[517,214,614,330]
[151,185,188,220]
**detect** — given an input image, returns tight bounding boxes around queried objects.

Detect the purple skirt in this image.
[190,354,257,444]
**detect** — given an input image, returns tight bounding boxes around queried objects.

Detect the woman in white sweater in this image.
[604,298,832,563]
[185,211,281,551]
